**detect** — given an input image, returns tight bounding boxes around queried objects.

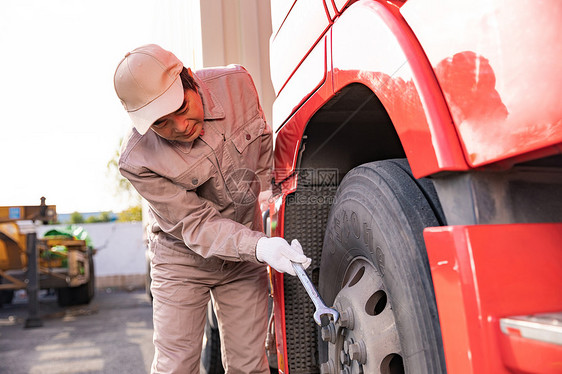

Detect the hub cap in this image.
[321,257,404,374]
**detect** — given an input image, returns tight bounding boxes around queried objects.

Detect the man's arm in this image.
[256,120,274,211]
[120,163,264,263]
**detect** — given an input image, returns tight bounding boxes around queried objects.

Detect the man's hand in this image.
[258,190,272,212]
[256,237,311,276]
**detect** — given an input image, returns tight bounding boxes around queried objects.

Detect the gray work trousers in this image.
[148,242,270,374]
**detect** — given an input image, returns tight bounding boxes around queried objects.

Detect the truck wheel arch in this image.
[297,83,406,185]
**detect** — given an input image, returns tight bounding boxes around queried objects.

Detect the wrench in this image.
[291,262,339,326]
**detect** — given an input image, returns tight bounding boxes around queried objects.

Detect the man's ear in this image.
[187,67,194,78]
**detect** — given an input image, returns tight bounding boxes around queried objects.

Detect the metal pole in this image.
[24,232,42,328]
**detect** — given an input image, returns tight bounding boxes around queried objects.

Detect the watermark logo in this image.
[227,168,261,206]
[296,168,339,188]
[283,168,339,206]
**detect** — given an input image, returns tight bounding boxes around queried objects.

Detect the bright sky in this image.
[0,0,202,214]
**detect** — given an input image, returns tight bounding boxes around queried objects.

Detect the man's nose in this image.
[171,116,187,133]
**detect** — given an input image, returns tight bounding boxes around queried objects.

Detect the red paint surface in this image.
[402,0,562,167]
[424,224,562,373]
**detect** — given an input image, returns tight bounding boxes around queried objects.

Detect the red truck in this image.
[266,1,562,373]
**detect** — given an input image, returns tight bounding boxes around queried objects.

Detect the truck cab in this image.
[267,1,562,373]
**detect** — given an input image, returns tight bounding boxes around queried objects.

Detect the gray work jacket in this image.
[119,65,273,263]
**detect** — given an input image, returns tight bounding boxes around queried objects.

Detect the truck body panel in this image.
[425,224,562,374]
[271,0,562,178]
[402,0,562,167]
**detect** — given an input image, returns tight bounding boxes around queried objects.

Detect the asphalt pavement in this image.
[0,288,154,374]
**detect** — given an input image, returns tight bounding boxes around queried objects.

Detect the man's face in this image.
[151,88,204,142]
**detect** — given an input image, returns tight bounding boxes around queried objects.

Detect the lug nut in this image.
[321,323,336,344]
[335,301,342,311]
[320,360,336,374]
[349,340,367,364]
[339,308,355,329]
[340,350,351,366]
[343,338,353,354]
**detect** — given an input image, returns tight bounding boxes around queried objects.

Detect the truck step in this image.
[500,312,562,346]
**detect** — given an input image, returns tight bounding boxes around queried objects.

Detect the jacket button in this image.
[245,134,251,140]
[192,178,198,185]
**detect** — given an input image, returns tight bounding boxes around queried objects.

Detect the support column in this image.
[24,232,42,328]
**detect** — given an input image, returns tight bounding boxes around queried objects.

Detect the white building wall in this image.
[37,222,146,290]
[199,0,275,124]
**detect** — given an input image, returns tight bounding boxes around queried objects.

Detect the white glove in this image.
[256,237,311,276]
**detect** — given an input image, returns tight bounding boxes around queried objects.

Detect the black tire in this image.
[57,249,95,307]
[200,301,224,374]
[0,276,15,307]
[319,159,446,373]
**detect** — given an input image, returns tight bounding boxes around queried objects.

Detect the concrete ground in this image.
[0,288,154,374]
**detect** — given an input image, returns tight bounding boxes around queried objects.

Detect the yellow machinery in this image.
[0,199,56,270]
[0,198,95,327]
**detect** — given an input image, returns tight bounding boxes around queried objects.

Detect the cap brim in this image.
[127,77,184,135]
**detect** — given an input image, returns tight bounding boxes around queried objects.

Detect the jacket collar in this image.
[193,73,225,121]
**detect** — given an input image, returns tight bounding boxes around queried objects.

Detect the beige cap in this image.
[114,44,184,135]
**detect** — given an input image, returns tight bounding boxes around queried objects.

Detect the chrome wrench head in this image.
[314,306,340,327]
[292,261,340,326]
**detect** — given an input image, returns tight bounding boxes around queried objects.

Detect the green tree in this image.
[107,138,142,206]
[85,211,113,223]
[118,205,142,222]
[69,211,84,224]
[98,211,113,222]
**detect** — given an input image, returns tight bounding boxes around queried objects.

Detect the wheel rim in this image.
[320,257,404,374]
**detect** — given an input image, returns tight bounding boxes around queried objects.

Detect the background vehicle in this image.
[0,199,95,323]
[267,1,562,373]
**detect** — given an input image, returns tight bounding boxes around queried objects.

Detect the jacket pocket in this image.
[231,117,264,154]
[173,157,217,191]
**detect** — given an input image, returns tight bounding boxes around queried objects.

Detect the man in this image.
[113,44,310,373]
